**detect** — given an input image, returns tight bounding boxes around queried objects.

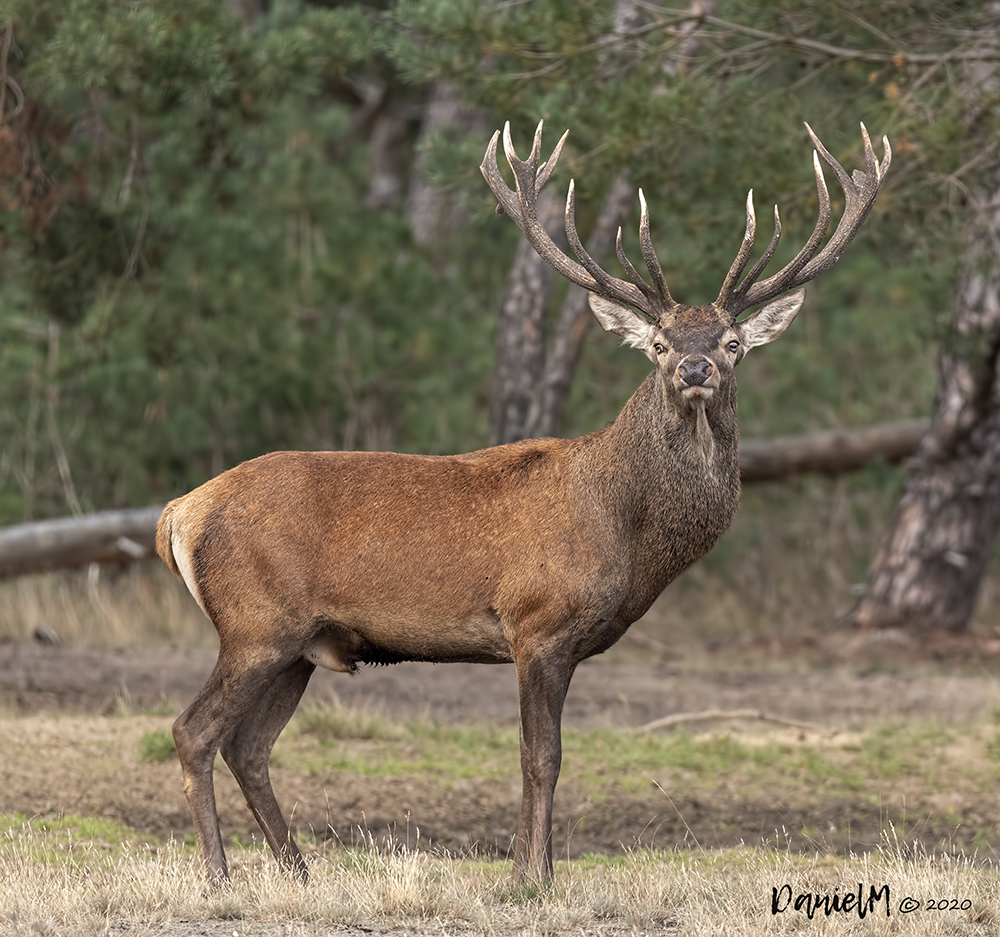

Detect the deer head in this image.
[481,121,891,419]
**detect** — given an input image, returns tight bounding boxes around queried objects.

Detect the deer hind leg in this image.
[511,641,576,883]
[219,656,315,882]
[172,646,298,887]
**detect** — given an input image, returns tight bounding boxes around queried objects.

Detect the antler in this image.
[717,122,892,321]
[481,120,677,321]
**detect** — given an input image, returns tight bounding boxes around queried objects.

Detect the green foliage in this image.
[0,0,495,519]
[386,0,974,446]
[0,0,986,538]
[138,728,177,762]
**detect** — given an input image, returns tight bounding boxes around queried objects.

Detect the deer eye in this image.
[653,342,666,355]
[728,340,740,353]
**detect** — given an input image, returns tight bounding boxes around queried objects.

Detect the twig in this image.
[899,48,959,108]
[44,323,83,518]
[123,193,149,281]
[841,8,901,53]
[0,22,10,122]
[118,119,141,207]
[621,627,674,658]
[630,707,834,736]
[652,779,704,853]
[648,6,1000,64]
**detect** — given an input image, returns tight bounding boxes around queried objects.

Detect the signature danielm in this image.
[771,883,972,919]
[771,883,891,919]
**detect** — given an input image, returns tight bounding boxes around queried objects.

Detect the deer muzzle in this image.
[675,356,717,400]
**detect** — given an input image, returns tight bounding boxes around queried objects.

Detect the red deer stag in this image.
[157,120,890,886]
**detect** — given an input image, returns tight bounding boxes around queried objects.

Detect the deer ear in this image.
[736,289,805,350]
[589,294,657,355]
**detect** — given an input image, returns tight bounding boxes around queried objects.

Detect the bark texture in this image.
[738,419,927,484]
[407,82,486,245]
[0,506,163,577]
[489,190,564,446]
[850,182,1000,632]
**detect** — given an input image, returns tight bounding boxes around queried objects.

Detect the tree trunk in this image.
[529,172,634,438]
[849,16,1000,635]
[366,107,410,208]
[0,506,163,577]
[738,418,927,484]
[849,180,1000,632]
[490,190,564,445]
[407,82,486,245]
[223,0,263,26]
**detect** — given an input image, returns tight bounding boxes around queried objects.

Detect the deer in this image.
[156,119,890,887]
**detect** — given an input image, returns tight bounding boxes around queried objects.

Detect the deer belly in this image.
[304,610,512,670]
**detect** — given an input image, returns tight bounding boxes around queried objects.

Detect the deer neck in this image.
[579,369,741,601]
[605,369,740,482]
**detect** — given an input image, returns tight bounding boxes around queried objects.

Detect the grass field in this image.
[2,697,1000,935]
[2,808,998,935]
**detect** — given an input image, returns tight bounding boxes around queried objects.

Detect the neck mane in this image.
[574,369,742,613]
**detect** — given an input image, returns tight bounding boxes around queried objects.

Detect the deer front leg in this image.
[512,642,576,883]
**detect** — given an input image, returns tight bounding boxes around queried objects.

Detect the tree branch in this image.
[630,707,832,735]
[640,5,1000,65]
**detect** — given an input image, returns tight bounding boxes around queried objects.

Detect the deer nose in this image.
[677,357,714,387]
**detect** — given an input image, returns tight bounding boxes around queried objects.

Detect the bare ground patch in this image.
[2,643,1000,866]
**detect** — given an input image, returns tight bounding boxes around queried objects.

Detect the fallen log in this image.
[0,505,164,578]
[738,418,928,483]
[0,418,930,578]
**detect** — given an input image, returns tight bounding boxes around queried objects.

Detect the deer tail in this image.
[156,500,181,577]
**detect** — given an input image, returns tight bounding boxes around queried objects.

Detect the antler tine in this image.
[716,190,758,308]
[535,126,569,193]
[638,189,675,307]
[481,129,523,220]
[735,204,782,301]
[481,121,658,319]
[720,122,890,318]
[604,190,665,310]
[724,151,831,319]
[804,122,856,199]
[564,181,656,316]
[858,122,877,185]
[791,122,890,284]
[613,226,659,309]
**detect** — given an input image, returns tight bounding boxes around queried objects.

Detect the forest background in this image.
[0,0,995,643]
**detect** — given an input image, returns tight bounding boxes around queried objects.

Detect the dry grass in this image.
[1,818,997,936]
[0,562,214,649]
[2,706,1000,935]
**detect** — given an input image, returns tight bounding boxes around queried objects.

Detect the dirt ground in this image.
[3,636,1000,870]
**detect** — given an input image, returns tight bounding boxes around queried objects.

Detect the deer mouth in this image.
[681,384,714,401]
